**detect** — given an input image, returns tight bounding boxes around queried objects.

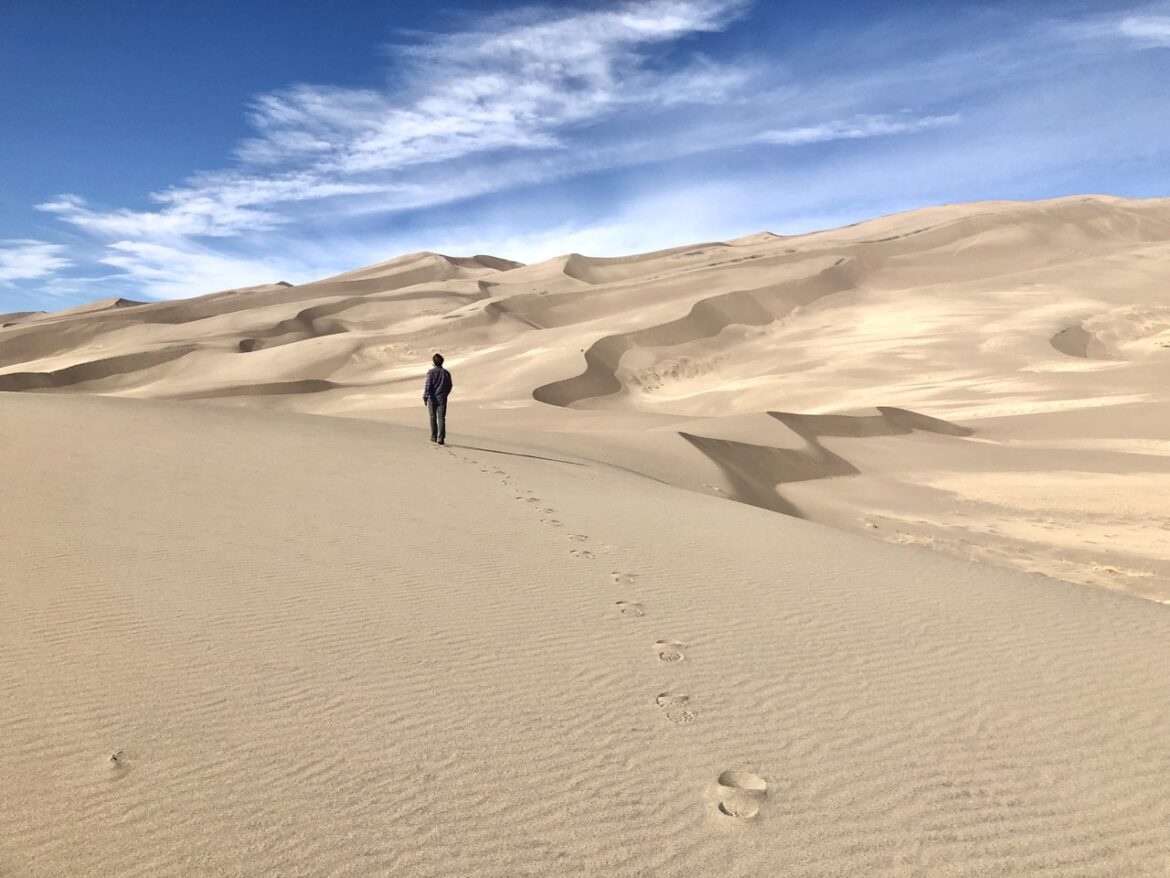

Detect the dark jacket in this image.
[423,366,453,403]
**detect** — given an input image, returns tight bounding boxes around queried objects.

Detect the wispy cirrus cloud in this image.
[34,0,767,297]
[238,2,752,174]
[97,241,310,298]
[0,240,71,285]
[20,1,1168,306]
[1117,14,1170,44]
[1058,8,1170,47]
[756,113,960,146]
[42,0,752,244]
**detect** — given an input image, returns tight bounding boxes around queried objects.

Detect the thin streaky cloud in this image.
[756,114,961,146]
[37,178,390,239]
[1117,14,1170,44]
[1056,7,1170,46]
[42,0,750,244]
[11,1,1168,305]
[0,240,71,285]
[97,241,307,299]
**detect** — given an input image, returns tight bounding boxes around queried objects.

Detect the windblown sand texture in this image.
[3,195,1170,875]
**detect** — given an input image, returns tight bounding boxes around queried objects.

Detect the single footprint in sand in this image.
[616,600,645,617]
[568,533,589,542]
[656,692,696,724]
[539,508,555,514]
[570,549,595,560]
[107,750,130,777]
[611,572,637,585]
[542,518,563,527]
[715,770,768,819]
[526,497,541,503]
[654,639,685,662]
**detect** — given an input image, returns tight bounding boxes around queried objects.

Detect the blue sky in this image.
[1,0,1167,310]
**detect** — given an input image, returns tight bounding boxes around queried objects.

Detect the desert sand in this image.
[3,195,1170,875]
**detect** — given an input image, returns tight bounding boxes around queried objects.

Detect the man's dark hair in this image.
[433,353,444,366]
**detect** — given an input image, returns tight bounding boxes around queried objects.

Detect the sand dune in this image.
[4,391,1170,876]
[0,345,198,392]
[4,194,1168,599]
[5,194,1170,872]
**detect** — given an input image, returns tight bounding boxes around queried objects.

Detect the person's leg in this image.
[436,399,447,444]
[428,399,438,441]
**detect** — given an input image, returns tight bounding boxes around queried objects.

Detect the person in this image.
[422,353,453,445]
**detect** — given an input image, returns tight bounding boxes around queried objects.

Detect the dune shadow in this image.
[533,258,859,407]
[680,407,973,518]
[0,345,198,392]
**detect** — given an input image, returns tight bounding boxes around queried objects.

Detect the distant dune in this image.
[4,194,1168,599]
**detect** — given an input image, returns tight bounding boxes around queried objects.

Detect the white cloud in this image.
[0,239,71,285]
[40,0,751,255]
[23,0,1168,307]
[97,240,306,299]
[756,113,959,146]
[39,177,387,239]
[1117,14,1170,45]
[1060,10,1170,47]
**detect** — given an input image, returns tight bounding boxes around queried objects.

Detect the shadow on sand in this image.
[446,443,588,467]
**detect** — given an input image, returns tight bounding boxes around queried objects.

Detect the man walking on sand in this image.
[423,353,453,445]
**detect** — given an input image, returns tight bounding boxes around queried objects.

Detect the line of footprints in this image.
[447,446,770,822]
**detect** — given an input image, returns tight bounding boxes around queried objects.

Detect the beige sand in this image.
[3,194,1169,599]
[3,195,1170,874]
[4,392,1170,876]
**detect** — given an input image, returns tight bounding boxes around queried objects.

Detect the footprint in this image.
[616,600,645,617]
[718,797,761,819]
[539,508,555,514]
[656,692,696,724]
[526,497,541,503]
[715,770,767,819]
[611,572,637,585]
[570,549,595,560]
[654,639,685,662]
[568,533,589,542]
[542,519,563,527]
[107,750,131,778]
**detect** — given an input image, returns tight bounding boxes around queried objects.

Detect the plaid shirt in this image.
[423,366,453,402]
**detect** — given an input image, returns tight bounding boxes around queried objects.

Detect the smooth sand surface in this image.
[4,195,1170,874]
[4,391,1170,877]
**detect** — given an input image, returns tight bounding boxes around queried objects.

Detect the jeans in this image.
[428,398,447,442]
